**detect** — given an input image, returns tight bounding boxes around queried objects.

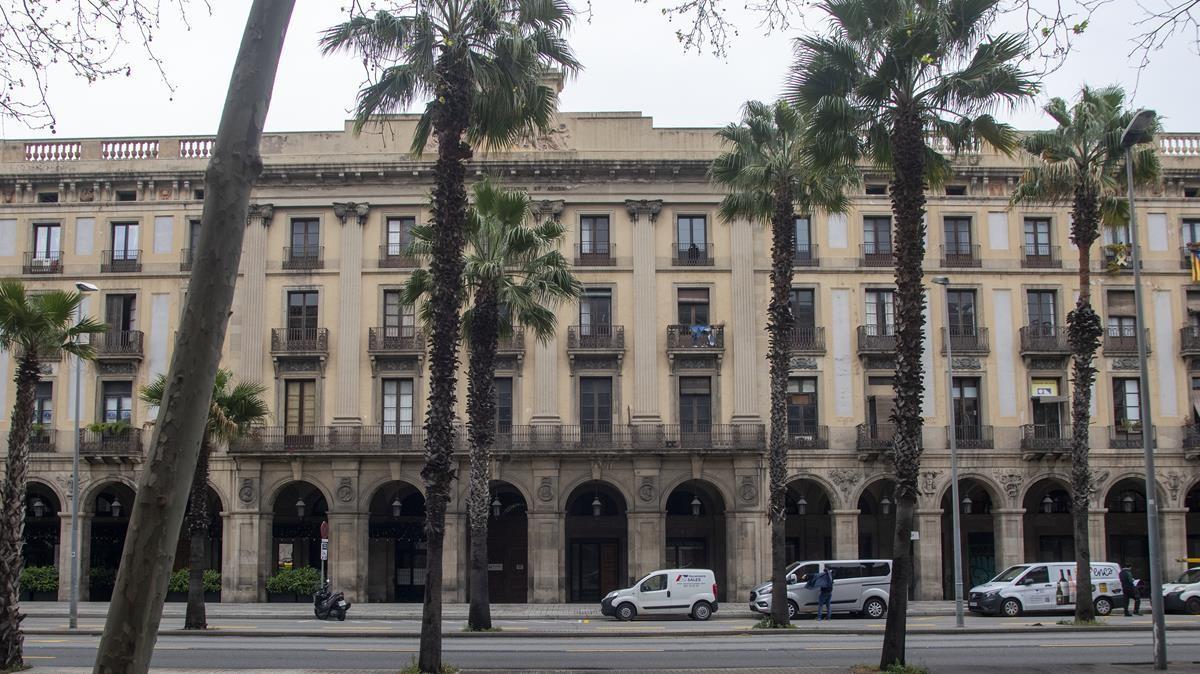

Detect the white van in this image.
[1163,567,1200,614]
[748,559,892,619]
[600,568,718,621]
[968,561,1123,617]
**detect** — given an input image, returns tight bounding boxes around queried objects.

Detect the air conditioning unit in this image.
[31,257,53,271]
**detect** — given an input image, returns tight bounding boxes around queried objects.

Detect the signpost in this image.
[320,520,329,586]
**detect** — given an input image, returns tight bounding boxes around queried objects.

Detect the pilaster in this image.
[994,508,1024,570]
[1161,508,1189,577]
[222,511,266,602]
[832,509,860,560]
[240,204,272,383]
[333,202,367,425]
[915,508,943,600]
[627,512,664,583]
[326,512,367,602]
[443,511,465,601]
[1088,508,1107,562]
[627,199,662,423]
[724,512,763,601]
[56,513,78,601]
[529,512,562,602]
[729,218,760,423]
[530,336,560,424]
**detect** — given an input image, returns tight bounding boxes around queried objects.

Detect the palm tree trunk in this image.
[881,109,927,669]
[418,50,473,674]
[184,438,212,630]
[467,288,500,631]
[93,4,293,671]
[767,183,795,626]
[1068,183,1103,623]
[0,353,42,671]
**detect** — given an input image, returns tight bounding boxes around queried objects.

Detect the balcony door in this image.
[677,288,710,327]
[579,289,612,340]
[863,216,892,256]
[679,377,712,437]
[287,291,319,342]
[33,223,61,261]
[386,217,415,256]
[1024,218,1051,256]
[381,378,414,444]
[1027,290,1057,332]
[111,222,139,261]
[284,379,317,447]
[946,289,977,337]
[865,289,894,335]
[787,377,818,437]
[677,215,707,250]
[951,377,982,441]
[101,381,133,425]
[580,215,610,256]
[1113,378,1142,432]
[794,217,812,261]
[105,294,136,332]
[383,290,416,339]
[579,377,612,435]
[944,217,972,256]
[290,218,320,259]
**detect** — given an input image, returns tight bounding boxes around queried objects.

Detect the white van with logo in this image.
[600,568,718,621]
[968,561,1123,617]
[748,559,891,619]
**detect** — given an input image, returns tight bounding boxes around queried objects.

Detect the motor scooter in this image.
[313,581,350,621]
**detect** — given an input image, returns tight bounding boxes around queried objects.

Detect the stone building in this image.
[3,110,1200,605]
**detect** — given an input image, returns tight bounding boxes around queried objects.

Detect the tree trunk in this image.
[93,4,294,671]
[1068,182,1103,623]
[0,353,43,671]
[880,109,927,669]
[418,49,472,674]
[766,183,795,626]
[467,288,500,631]
[184,438,212,630]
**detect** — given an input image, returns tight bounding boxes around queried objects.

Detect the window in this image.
[580,215,611,255]
[32,223,61,260]
[790,288,815,330]
[104,294,136,332]
[677,288,710,326]
[111,222,139,260]
[1027,290,1057,331]
[1113,378,1142,429]
[381,379,414,435]
[290,218,320,258]
[864,289,894,334]
[287,291,319,338]
[865,184,887,196]
[1032,378,1063,433]
[946,289,977,336]
[189,219,202,252]
[116,190,137,202]
[494,377,513,434]
[36,192,59,204]
[952,377,982,437]
[284,380,317,439]
[1106,290,1136,337]
[827,563,862,580]
[676,215,707,248]
[1024,218,1052,256]
[383,290,416,337]
[641,573,667,592]
[579,288,613,335]
[943,217,973,255]
[787,378,818,436]
[945,185,967,196]
[33,382,52,425]
[1104,223,1131,245]
[101,381,133,424]
[193,189,205,200]
[863,216,892,255]
[678,377,712,433]
[794,217,813,262]
[579,377,612,433]
[385,216,415,256]
[1021,566,1050,585]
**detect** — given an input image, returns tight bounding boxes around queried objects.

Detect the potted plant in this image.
[266,566,320,602]
[19,565,58,601]
[166,568,190,602]
[203,569,222,602]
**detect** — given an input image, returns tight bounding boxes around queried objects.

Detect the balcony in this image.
[180,248,194,272]
[942,327,989,355]
[1184,424,1200,460]
[788,326,825,354]
[79,428,143,461]
[229,425,428,456]
[1182,326,1200,357]
[497,327,525,354]
[282,245,324,271]
[672,242,714,266]
[793,243,819,268]
[1110,425,1153,449]
[1020,423,1072,459]
[378,243,419,269]
[860,243,893,267]
[857,325,896,353]
[1182,246,1197,271]
[368,327,424,354]
[29,429,55,453]
[949,424,993,449]
[271,328,329,355]
[23,251,62,274]
[855,423,896,460]
[1103,327,1149,355]
[787,425,828,450]
[101,250,141,273]
[1021,244,1062,269]
[941,244,981,268]
[666,324,725,353]
[567,325,625,351]
[94,330,144,359]
[1019,325,1070,356]
[575,243,616,266]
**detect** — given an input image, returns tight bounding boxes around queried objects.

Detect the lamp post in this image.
[68,280,98,631]
[1122,108,1166,670]
[932,275,965,628]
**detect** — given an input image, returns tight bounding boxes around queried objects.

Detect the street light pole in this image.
[68,281,98,630]
[932,276,964,628]
[1123,109,1166,670]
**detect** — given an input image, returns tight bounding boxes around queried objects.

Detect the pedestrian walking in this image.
[1119,566,1141,616]
[807,567,834,621]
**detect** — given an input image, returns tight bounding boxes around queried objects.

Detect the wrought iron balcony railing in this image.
[787,425,828,449]
[857,325,896,353]
[575,243,616,266]
[101,250,141,273]
[1109,425,1154,449]
[666,324,725,350]
[567,324,625,350]
[282,246,324,270]
[860,243,893,267]
[23,251,62,274]
[941,244,981,268]
[79,428,143,458]
[378,243,419,269]
[787,326,825,354]
[1182,326,1200,356]
[793,243,819,267]
[1019,325,1070,355]
[949,424,993,449]
[271,327,329,353]
[94,330,143,357]
[942,327,989,355]
[1021,244,1062,269]
[1103,327,1149,355]
[368,327,424,353]
[672,242,714,266]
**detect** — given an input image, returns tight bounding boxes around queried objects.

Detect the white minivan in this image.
[748,559,892,619]
[968,561,1124,617]
[600,568,718,621]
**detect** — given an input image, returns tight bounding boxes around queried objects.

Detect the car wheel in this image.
[691,601,713,621]
[616,603,637,622]
[863,597,887,619]
[787,600,799,620]
[1186,597,1200,615]
[1094,597,1113,617]
[1001,598,1022,617]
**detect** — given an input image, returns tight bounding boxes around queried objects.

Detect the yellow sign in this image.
[1032,379,1058,397]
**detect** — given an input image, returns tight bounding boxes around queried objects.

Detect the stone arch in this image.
[662,479,728,599]
[856,477,899,560]
[359,473,425,512]
[268,480,331,575]
[491,473,534,513]
[934,472,1004,508]
[26,477,66,509]
[1099,472,1168,506]
[366,479,426,603]
[204,479,231,515]
[23,480,62,570]
[939,476,1002,599]
[657,473,734,514]
[1022,476,1074,564]
[264,475,334,515]
[1016,473,1070,509]
[82,476,137,514]
[559,476,632,514]
[785,477,836,562]
[85,480,137,601]
[851,474,897,510]
[477,479,529,603]
[563,480,628,602]
[786,472,843,510]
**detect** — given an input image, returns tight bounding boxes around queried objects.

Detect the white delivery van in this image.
[600,568,718,621]
[1163,567,1200,614]
[967,561,1123,617]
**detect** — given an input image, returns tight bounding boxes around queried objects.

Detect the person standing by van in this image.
[1120,566,1141,616]
[808,568,834,621]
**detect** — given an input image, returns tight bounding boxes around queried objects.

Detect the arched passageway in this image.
[23,482,61,570]
[564,481,627,602]
[1023,478,1073,562]
[785,480,833,562]
[858,479,897,559]
[940,479,997,599]
[366,481,425,602]
[172,485,224,577]
[486,482,528,603]
[664,480,727,601]
[88,482,135,601]
[271,481,328,575]
[1105,478,1161,581]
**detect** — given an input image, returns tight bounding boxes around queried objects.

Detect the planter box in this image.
[166,591,221,603]
[266,592,306,603]
[19,589,57,602]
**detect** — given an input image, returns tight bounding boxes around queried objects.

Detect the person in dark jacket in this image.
[1119,566,1141,616]
[807,568,834,621]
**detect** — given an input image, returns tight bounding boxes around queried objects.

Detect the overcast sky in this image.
[6,1,1198,140]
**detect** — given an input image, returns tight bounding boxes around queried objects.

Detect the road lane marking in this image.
[566,647,664,652]
[1039,642,1136,648]
[29,639,66,643]
[24,656,56,660]
[327,647,416,652]
[805,646,876,651]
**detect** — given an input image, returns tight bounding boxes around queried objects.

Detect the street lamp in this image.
[796,493,808,516]
[932,274,965,629]
[591,495,602,518]
[31,497,46,518]
[961,496,972,515]
[68,280,97,630]
[690,496,702,517]
[1123,492,1136,514]
[391,497,403,519]
[295,498,306,518]
[491,497,502,518]
[1122,108,1166,670]
[880,495,892,516]
[1042,494,1054,514]
[110,497,121,519]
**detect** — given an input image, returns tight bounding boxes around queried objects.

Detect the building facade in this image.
[4,111,1200,606]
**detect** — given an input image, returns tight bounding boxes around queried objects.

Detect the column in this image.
[915,508,943,600]
[832,510,859,560]
[725,512,763,601]
[528,512,562,602]
[240,204,272,383]
[442,511,465,601]
[56,513,76,601]
[1161,508,1189,576]
[333,203,367,425]
[222,511,265,602]
[1088,509,1107,562]
[627,200,662,424]
[729,218,759,423]
[76,514,93,602]
[327,511,366,602]
[994,508,1025,570]
[627,512,664,584]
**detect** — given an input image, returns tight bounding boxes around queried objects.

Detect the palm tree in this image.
[0,280,105,670]
[320,5,579,669]
[1011,85,1159,622]
[139,369,268,630]
[709,99,855,627]
[402,179,581,630]
[789,0,1037,665]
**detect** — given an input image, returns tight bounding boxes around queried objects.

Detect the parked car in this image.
[1162,567,1200,614]
[748,559,891,619]
[967,561,1123,617]
[600,568,718,621]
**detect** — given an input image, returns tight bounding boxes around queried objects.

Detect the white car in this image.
[600,568,718,621]
[1163,567,1200,613]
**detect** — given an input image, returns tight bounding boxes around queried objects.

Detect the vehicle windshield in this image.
[991,565,1029,583]
[1174,568,1200,584]
[632,573,654,588]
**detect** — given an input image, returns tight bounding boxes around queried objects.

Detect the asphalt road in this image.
[22,629,1200,671]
